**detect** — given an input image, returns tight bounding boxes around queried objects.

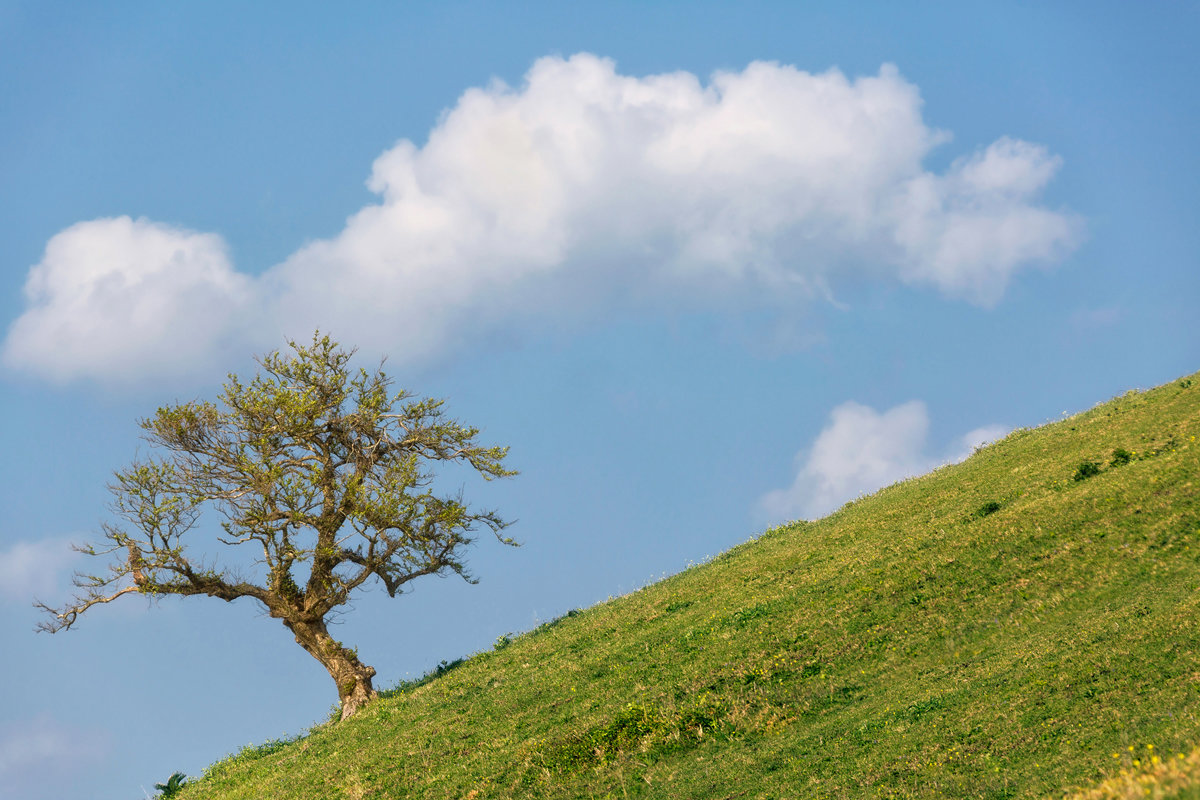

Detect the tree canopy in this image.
[38,333,517,720]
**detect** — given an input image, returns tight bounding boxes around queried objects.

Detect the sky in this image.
[0,2,1197,797]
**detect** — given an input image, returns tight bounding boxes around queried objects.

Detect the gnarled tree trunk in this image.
[287,618,378,721]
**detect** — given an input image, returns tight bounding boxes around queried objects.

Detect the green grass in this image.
[177,373,1200,799]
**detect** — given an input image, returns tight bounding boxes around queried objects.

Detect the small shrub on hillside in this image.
[377,657,469,702]
[1110,447,1133,467]
[1074,461,1102,481]
[533,704,659,773]
[976,501,1003,518]
[154,772,188,798]
[433,657,464,676]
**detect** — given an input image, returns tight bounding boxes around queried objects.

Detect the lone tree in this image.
[37,333,516,720]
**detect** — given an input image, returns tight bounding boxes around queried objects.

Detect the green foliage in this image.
[532,703,660,773]
[1073,459,1102,481]
[976,500,1003,517]
[432,657,465,677]
[527,699,727,778]
[40,331,517,721]
[49,331,517,619]
[153,772,188,798]
[1111,447,1133,466]
[169,370,1200,799]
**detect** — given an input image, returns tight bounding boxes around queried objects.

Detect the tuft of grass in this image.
[175,370,1200,799]
[523,698,728,779]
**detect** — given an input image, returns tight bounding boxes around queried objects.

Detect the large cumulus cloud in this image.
[4,54,1081,383]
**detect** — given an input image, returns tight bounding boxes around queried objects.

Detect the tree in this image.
[37,333,516,720]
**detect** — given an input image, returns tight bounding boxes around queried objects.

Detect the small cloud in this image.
[759,400,1008,523]
[0,537,79,603]
[951,424,1010,462]
[1069,306,1124,331]
[0,713,108,785]
[890,137,1083,306]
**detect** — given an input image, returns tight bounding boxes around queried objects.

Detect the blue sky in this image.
[1,2,1197,797]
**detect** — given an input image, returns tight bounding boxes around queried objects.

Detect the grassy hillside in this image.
[177,373,1199,799]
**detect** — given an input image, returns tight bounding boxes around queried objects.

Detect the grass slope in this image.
[178,373,1200,799]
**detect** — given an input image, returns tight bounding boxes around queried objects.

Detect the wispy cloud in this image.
[4,54,1081,385]
[0,537,80,603]
[759,400,1007,523]
[1069,305,1124,331]
[0,714,108,787]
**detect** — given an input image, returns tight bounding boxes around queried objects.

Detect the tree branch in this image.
[34,586,141,633]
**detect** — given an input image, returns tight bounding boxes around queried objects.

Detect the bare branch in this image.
[34,586,140,633]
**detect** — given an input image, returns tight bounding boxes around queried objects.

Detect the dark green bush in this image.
[1073,461,1102,481]
[155,772,188,798]
[976,501,1002,518]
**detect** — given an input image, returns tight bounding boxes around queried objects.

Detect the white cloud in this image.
[0,537,79,603]
[0,714,108,788]
[890,137,1081,304]
[4,55,1081,383]
[759,400,1007,523]
[3,216,250,384]
[953,424,1011,462]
